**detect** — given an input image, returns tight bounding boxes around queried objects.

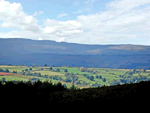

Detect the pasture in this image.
[0,65,150,89]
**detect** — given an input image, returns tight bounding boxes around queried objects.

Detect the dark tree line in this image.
[0,68,9,73]
[96,75,102,79]
[91,83,101,87]
[82,74,106,82]
[111,74,150,86]
[76,80,88,85]
[83,74,94,81]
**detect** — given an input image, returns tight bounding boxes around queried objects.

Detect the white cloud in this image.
[33,12,38,16]
[84,0,95,4]
[57,13,68,18]
[73,0,95,14]
[38,37,43,40]
[33,11,44,16]
[43,27,55,33]
[73,1,80,5]
[73,10,83,14]
[106,0,150,11]
[0,1,42,33]
[43,19,83,37]
[0,0,150,45]
[39,11,44,15]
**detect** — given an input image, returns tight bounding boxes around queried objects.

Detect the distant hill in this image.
[1,38,150,69]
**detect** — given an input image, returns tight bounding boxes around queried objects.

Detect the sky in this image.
[0,0,150,45]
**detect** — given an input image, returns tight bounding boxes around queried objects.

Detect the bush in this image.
[128,72,133,76]
[29,73,33,76]
[92,83,101,87]
[96,75,102,79]
[65,73,69,77]
[2,78,5,83]
[0,68,4,72]
[102,78,106,82]
[38,73,41,76]
[72,76,79,81]
[82,81,87,85]
[38,75,42,77]
[143,69,146,73]
[49,76,53,79]
[49,67,53,71]
[52,76,57,80]
[64,79,72,83]
[76,81,82,85]
[87,76,94,81]
[120,79,127,83]
[58,77,62,81]
[25,69,28,72]
[33,72,37,76]
[64,69,68,72]
[127,76,131,78]
[119,75,125,78]
[5,69,9,73]
[99,75,102,79]
[70,73,74,75]
[13,71,17,73]
[44,75,48,78]
[83,74,88,77]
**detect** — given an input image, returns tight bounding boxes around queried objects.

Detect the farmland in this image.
[0,65,150,89]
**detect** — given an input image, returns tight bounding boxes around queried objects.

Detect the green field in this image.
[0,65,150,89]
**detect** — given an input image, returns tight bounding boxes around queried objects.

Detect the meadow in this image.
[0,65,149,89]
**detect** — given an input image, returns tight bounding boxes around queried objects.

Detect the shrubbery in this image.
[25,69,28,71]
[13,71,17,73]
[102,78,106,82]
[96,75,102,79]
[83,74,95,81]
[92,83,101,87]
[5,69,9,73]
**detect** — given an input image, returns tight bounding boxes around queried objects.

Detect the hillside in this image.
[1,38,150,69]
[0,65,150,89]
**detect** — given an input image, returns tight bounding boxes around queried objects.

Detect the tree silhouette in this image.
[64,69,68,72]
[49,67,53,71]
[25,69,28,72]
[5,69,9,73]
[56,69,60,72]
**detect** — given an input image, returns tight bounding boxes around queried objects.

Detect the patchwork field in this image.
[0,65,150,89]
[0,72,18,76]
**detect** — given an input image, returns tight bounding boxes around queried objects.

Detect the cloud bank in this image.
[0,0,150,45]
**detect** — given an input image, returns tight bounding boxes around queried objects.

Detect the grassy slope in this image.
[0,65,150,89]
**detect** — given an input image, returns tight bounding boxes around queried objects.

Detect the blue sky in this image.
[0,0,150,45]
